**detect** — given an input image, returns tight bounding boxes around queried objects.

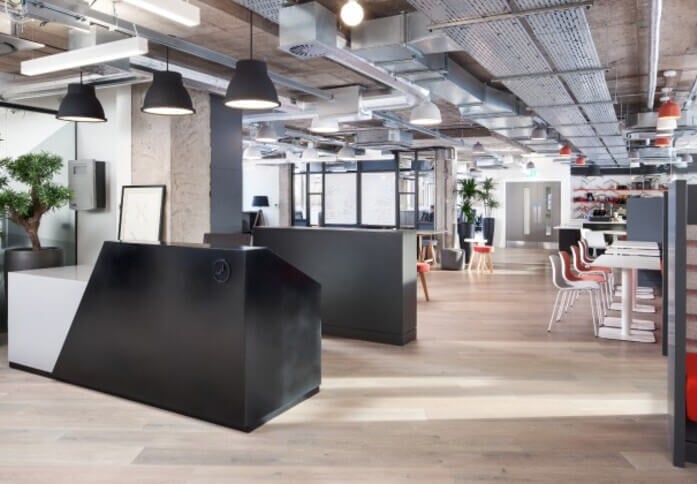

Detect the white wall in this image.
[76,86,132,265]
[483,158,571,248]
[242,163,280,226]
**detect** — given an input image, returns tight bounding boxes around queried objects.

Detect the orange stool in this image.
[469,245,494,273]
[417,262,430,301]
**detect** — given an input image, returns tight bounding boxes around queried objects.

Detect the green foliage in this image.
[456,178,479,223]
[477,177,500,217]
[0,152,72,250]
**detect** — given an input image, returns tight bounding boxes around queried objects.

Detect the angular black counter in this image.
[253,227,417,345]
[9,241,321,432]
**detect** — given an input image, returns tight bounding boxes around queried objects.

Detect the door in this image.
[506,181,561,248]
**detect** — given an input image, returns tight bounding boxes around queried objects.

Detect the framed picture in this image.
[118,185,166,242]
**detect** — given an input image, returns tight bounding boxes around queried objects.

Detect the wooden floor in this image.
[0,248,695,482]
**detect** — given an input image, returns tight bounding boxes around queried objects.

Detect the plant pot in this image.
[2,247,64,332]
[457,222,475,263]
[482,217,496,246]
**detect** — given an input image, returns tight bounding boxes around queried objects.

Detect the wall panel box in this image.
[68,159,106,210]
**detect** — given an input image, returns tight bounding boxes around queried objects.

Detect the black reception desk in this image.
[253,227,417,345]
[10,241,322,432]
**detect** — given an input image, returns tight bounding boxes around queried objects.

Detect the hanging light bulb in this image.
[142,48,195,116]
[57,72,107,123]
[409,100,442,126]
[340,0,364,27]
[472,141,486,155]
[310,117,340,134]
[225,11,280,110]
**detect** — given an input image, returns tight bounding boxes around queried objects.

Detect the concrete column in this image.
[435,148,457,249]
[278,164,292,227]
[131,85,212,244]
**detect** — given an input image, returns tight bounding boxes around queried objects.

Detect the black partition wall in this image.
[290,150,436,229]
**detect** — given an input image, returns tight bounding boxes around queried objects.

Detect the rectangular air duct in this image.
[279,2,337,59]
[354,129,413,151]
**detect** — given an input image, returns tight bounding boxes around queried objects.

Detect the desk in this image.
[593,254,660,343]
[611,240,659,250]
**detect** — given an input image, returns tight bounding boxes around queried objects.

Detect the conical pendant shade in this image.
[57,83,107,123]
[142,70,195,116]
[224,59,280,110]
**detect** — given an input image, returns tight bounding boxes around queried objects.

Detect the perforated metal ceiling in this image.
[408,0,626,164]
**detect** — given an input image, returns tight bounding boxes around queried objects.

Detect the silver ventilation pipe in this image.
[647,0,662,110]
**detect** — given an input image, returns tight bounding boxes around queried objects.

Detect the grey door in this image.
[506,181,561,248]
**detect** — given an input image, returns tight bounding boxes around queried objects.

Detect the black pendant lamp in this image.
[224,11,279,110]
[142,48,195,116]
[56,72,107,123]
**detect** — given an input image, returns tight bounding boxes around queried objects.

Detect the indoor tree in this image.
[0,152,72,250]
[456,177,479,223]
[477,177,500,217]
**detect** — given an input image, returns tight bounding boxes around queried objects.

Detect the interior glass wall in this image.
[0,105,76,262]
[291,150,436,229]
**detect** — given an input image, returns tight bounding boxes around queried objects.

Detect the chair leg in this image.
[548,290,562,332]
[468,252,476,272]
[419,272,430,301]
[589,290,598,336]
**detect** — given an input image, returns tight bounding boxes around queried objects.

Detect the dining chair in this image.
[559,250,607,318]
[548,254,599,336]
[417,262,430,301]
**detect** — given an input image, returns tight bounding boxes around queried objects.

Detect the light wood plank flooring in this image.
[0,248,694,482]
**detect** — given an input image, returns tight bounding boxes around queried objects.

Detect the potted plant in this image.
[456,178,479,263]
[477,177,500,246]
[0,152,72,321]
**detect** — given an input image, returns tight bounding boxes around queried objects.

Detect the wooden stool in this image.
[417,262,430,301]
[469,245,494,273]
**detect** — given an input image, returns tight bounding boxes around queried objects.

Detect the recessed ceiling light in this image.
[340,0,364,27]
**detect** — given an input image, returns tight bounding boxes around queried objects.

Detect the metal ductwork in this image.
[353,129,414,151]
[0,14,44,55]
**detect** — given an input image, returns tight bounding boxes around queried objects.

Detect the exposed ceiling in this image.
[1,0,697,165]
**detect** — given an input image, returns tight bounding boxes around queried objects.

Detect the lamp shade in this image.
[559,145,572,156]
[656,116,677,131]
[658,98,681,120]
[142,70,195,116]
[530,125,547,141]
[57,83,107,123]
[310,117,339,133]
[256,123,278,142]
[302,143,319,160]
[224,59,280,110]
[472,141,486,154]
[252,195,269,207]
[655,136,672,148]
[243,145,263,159]
[575,155,586,166]
[409,100,442,126]
[337,144,356,160]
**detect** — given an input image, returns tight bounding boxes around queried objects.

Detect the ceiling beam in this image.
[429,0,593,29]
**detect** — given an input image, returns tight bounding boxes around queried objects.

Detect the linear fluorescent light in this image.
[21,37,149,76]
[123,0,201,27]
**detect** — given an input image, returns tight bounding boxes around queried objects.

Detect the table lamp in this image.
[252,195,269,228]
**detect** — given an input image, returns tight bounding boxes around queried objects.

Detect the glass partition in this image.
[362,171,396,226]
[0,105,76,262]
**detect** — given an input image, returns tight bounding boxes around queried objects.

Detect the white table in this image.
[605,248,661,257]
[610,240,659,250]
[593,254,660,343]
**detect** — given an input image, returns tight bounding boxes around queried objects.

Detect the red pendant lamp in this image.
[658,98,681,120]
[575,155,586,166]
[655,136,672,148]
[559,145,572,156]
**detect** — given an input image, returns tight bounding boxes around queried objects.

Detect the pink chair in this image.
[417,262,430,301]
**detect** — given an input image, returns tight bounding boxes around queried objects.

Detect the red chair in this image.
[687,353,697,422]
[417,262,430,301]
[469,245,494,273]
[560,251,607,316]
[571,245,613,305]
